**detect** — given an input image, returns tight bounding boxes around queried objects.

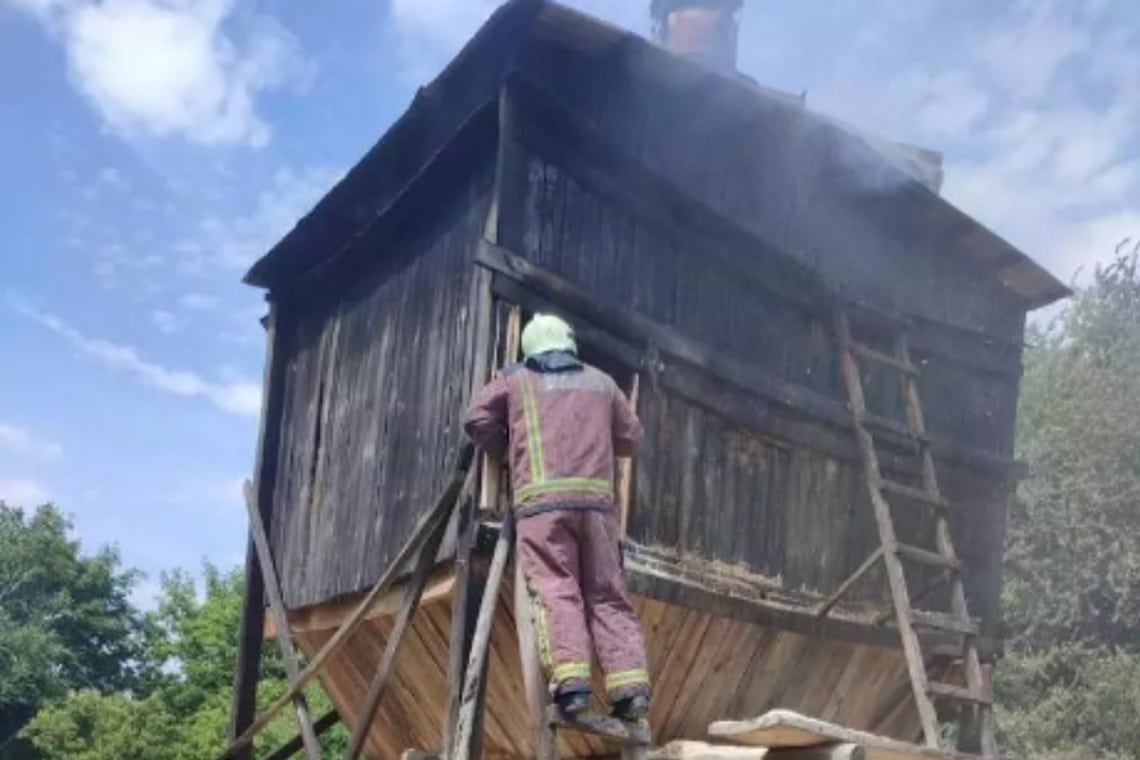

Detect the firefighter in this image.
[463,314,650,720]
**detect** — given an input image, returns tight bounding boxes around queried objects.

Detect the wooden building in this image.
[231,2,1069,759]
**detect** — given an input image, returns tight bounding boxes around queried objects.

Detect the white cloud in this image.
[0,478,51,506]
[151,309,178,333]
[0,425,63,460]
[974,1,1091,101]
[13,301,262,417]
[798,0,1139,290]
[180,293,219,311]
[1052,212,1140,282]
[184,475,245,506]
[891,68,990,137]
[97,166,127,187]
[182,165,341,273]
[389,0,500,50]
[387,0,643,81]
[6,0,309,146]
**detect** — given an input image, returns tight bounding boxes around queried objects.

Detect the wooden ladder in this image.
[545,705,650,760]
[822,306,997,758]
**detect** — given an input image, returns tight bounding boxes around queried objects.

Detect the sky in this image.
[1,0,1137,605]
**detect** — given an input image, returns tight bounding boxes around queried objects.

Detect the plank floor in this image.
[292,573,919,759]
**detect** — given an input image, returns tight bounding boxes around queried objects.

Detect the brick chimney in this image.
[650,0,743,72]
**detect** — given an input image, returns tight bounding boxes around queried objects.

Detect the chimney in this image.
[651,0,743,72]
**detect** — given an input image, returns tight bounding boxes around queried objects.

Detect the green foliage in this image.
[1000,250,1140,759]
[22,691,178,760]
[997,645,1140,760]
[0,504,142,754]
[24,564,347,760]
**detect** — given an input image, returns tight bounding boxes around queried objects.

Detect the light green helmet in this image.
[521,314,577,358]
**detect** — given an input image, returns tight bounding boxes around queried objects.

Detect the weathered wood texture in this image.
[710,709,976,760]
[651,741,865,760]
[511,39,1029,340]
[268,168,493,608]
[508,157,1012,625]
[294,579,922,760]
[515,152,1021,456]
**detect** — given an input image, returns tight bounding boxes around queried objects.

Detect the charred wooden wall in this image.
[517,39,1027,343]
[266,166,494,609]
[509,153,1016,625]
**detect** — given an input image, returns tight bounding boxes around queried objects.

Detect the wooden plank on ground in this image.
[709,710,974,760]
[652,740,866,760]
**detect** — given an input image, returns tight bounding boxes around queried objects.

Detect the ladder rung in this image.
[546,705,650,745]
[895,543,961,571]
[911,609,979,636]
[928,681,991,706]
[878,479,948,509]
[857,412,927,443]
[849,342,919,376]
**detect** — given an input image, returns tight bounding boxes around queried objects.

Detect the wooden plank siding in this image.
[513,155,1014,625]
[510,46,1028,341]
[268,167,494,609]
[293,575,921,760]
[516,155,1021,459]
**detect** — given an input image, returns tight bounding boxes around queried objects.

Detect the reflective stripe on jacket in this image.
[463,353,643,516]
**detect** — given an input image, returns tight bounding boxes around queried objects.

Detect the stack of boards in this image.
[649,710,979,760]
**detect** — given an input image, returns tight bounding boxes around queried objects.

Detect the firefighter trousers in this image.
[516,507,650,701]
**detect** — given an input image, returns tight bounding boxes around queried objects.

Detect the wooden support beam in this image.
[445,509,491,760]
[230,540,265,760]
[229,304,289,760]
[214,442,476,760]
[344,496,454,760]
[617,374,641,536]
[622,551,1002,660]
[242,481,322,760]
[450,513,515,760]
[816,548,883,619]
[515,555,558,760]
[480,242,1017,475]
[263,710,341,760]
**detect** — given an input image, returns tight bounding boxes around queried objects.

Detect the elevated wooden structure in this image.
[225,2,1068,759]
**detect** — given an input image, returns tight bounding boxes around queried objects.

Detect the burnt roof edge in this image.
[244,0,1071,311]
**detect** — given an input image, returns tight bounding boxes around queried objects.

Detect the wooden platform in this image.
[287,566,922,760]
[709,710,976,760]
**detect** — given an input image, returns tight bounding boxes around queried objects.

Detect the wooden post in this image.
[215,443,475,760]
[230,541,265,760]
[444,507,490,760]
[242,481,322,760]
[450,515,515,760]
[344,503,453,760]
[230,303,289,760]
[617,373,641,536]
[515,558,559,760]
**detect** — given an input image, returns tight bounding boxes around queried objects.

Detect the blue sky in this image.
[1,0,1137,605]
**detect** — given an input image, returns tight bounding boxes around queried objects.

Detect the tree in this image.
[21,692,178,760]
[24,565,346,760]
[0,504,142,757]
[998,249,1140,758]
